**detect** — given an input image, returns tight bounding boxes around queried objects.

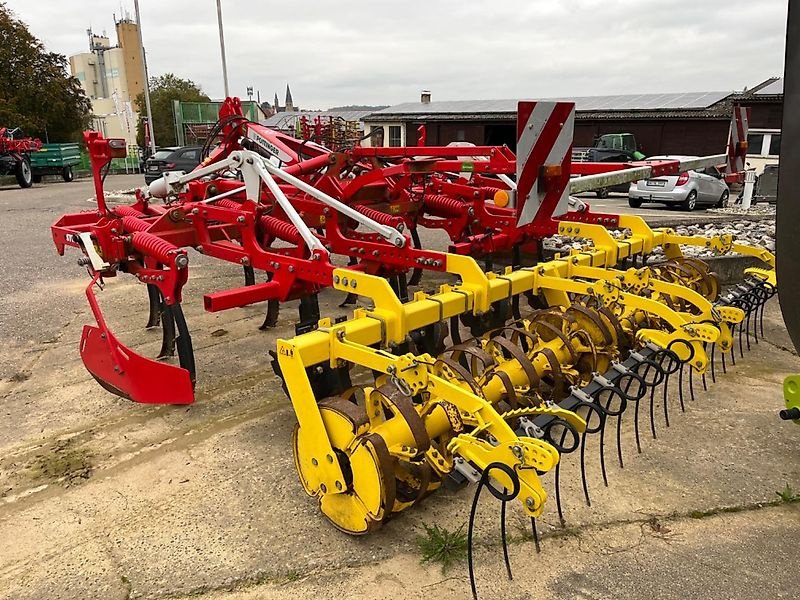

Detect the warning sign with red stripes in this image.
[516,101,576,227]
[727,105,751,175]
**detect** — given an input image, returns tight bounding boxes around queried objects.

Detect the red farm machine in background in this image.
[0,127,41,188]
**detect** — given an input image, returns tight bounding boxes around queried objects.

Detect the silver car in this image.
[628,155,730,211]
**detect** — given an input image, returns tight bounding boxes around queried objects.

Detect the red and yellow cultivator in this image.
[52,97,776,591]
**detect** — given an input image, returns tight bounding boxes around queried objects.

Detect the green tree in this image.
[0,3,91,141]
[135,74,210,148]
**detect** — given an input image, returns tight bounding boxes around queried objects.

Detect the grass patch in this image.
[416,523,467,574]
[29,438,92,486]
[776,483,800,504]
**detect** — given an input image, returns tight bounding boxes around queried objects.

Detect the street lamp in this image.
[133,0,156,155]
[216,0,230,97]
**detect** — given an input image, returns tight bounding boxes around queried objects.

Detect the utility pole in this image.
[133,0,156,155]
[216,0,230,97]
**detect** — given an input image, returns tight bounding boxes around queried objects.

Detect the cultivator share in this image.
[52,98,776,596]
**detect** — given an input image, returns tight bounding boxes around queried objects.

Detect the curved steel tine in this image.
[711,342,718,381]
[259,299,280,329]
[719,348,736,375]
[759,296,767,338]
[677,364,686,412]
[450,315,462,345]
[662,368,671,428]
[580,429,592,506]
[157,303,177,359]
[512,294,522,321]
[648,372,658,440]
[702,343,708,391]
[689,363,696,402]
[599,396,610,487]
[501,497,513,579]
[243,265,255,287]
[738,321,745,358]
[146,283,161,329]
[531,517,541,554]
[555,428,567,526]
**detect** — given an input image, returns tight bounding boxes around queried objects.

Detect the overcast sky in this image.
[4,0,789,109]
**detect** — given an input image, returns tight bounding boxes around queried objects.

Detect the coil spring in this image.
[481,186,503,198]
[114,205,146,218]
[121,215,150,233]
[216,199,242,210]
[353,204,397,226]
[130,232,182,264]
[261,215,303,245]
[424,194,465,218]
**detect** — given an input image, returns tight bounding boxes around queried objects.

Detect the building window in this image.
[388,125,402,147]
[747,133,764,155]
[370,126,384,147]
[768,134,781,156]
[747,130,781,157]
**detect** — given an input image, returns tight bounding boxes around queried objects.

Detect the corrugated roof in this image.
[262,110,371,128]
[366,91,734,120]
[754,78,783,95]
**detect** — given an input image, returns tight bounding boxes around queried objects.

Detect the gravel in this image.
[544,213,776,259]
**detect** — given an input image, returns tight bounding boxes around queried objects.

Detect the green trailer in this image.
[29,143,81,182]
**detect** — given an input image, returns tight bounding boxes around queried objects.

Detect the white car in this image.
[628,156,730,211]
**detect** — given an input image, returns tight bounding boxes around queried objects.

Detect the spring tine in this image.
[677,364,686,412]
[599,408,609,487]
[738,322,745,358]
[580,429,592,506]
[689,363,696,402]
[745,309,753,350]
[146,284,161,328]
[511,294,522,321]
[616,412,625,468]
[467,479,482,600]
[662,369,671,428]
[259,299,280,329]
[759,297,766,338]
[243,265,256,287]
[634,388,643,452]
[710,343,718,381]
[555,429,567,526]
[157,303,176,359]
[501,497,513,580]
[531,517,541,554]
[450,315,462,345]
[649,375,658,440]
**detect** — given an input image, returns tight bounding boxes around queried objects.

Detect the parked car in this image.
[144,146,202,184]
[628,156,730,211]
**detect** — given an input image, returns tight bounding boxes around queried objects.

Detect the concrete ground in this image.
[0,176,798,600]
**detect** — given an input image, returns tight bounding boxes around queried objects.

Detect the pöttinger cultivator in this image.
[52,98,776,595]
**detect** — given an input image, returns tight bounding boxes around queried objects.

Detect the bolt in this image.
[327,454,334,463]
[311,458,318,466]
[525,497,535,508]
[351,280,357,289]
[334,275,340,284]
[288,265,295,273]
[320,483,327,493]
[237,215,246,224]
[191,208,199,215]
[335,481,343,490]
[175,254,189,269]
[342,277,349,287]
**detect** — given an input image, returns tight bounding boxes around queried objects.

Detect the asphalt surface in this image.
[0,175,797,600]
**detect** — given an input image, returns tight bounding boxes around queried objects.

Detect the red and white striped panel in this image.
[516,101,575,227]
[727,105,751,174]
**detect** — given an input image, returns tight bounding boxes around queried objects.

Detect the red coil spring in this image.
[114,205,146,218]
[353,204,397,226]
[216,199,242,210]
[481,186,503,198]
[260,215,302,245]
[121,215,150,233]
[424,194,465,218]
[130,232,182,264]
